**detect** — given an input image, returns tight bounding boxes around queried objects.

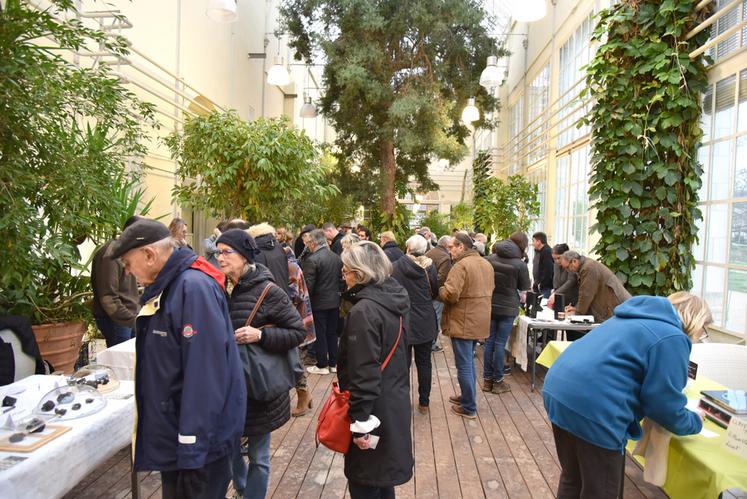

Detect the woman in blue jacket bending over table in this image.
[543,292,712,499]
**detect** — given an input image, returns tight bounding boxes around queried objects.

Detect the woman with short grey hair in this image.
[338,241,413,497]
[392,235,439,414]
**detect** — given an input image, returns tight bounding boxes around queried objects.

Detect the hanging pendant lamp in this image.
[267,56,291,86]
[461,98,480,124]
[206,0,238,23]
[300,95,318,118]
[480,56,504,88]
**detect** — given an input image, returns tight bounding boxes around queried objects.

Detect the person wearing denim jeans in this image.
[438,233,494,419]
[450,338,478,414]
[484,238,531,394]
[230,433,271,499]
[482,315,515,393]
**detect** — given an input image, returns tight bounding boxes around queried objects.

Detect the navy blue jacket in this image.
[543,296,702,451]
[134,248,246,471]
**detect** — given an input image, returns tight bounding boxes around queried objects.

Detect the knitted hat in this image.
[216,229,260,263]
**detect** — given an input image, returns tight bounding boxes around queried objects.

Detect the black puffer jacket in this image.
[338,277,413,487]
[301,246,343,310]
[486,240,531,317]
[382,241,405,263]
[227,264,305,436]
[391,255,438,345]
[254,233,291,296]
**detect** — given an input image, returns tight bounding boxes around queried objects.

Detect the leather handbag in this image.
[315,317,403,454]
[241,283,303,401]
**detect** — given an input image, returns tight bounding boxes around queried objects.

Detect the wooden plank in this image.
[68,447,131,499]
[475,361,556,498]
[61,447,125,496]
[428,347,467,498]
[270,374,335,498]
[266,371,326,497]
[409,357,439,499]
[434,341,486,498]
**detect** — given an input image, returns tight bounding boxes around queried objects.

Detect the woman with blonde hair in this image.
[542,292,711,498]
[338,241,413,497]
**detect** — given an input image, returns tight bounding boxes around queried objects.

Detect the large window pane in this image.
[731,202,747,265]
[704,265,726,326]
[702,84,713,137]
[698,145,710,201]
[726,270,747,333]
[711,140,732,200]
[736,137,747,198]
[707,204,729,263]
[714,75,735,139]
[738,69,747,132]
[694,209,706,261]
[714,0,740,59]
[692,264,704,295]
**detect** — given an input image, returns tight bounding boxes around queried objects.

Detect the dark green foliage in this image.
[419,210,450,239]
[472,151,540,239]
[166,111,339,225]
[584,0,711,295]
[280,0,508,224]
[0,0,156,323]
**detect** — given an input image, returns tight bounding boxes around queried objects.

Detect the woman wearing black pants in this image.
[391,235,440,414]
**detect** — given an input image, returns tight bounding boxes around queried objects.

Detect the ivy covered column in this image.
[585,0,711,295]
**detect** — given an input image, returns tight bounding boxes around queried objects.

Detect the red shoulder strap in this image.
[190,256,226,290]
[380,317,403,372]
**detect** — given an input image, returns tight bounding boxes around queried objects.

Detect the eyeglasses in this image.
[698,328,710,343]
[215,249,238,256]
[341,268,353,277]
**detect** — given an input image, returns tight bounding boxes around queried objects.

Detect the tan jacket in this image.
[575,256,632,322]
[439,249,495,340]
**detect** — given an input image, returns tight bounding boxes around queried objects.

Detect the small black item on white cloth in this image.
[2,395,16,407]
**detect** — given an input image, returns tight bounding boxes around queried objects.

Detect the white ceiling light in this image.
[461,97,480,124]
[206,0,238,23]
[480,56,504,88]
[508,0,547,23]
[267,56,291,86]
[300,94,318,118]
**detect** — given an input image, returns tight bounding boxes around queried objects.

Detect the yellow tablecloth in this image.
[536,340,571,368]
[537,342,747,499]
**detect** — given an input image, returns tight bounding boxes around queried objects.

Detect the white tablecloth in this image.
[95,338,136,381]
[0,375,134,499]
[509,315,598,372]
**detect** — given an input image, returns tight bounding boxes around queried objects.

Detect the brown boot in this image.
[481,379,494,392]
[492,380,511,394]
[292,388,313,417]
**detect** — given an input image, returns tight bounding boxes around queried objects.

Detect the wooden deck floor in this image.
[64,341,667,499]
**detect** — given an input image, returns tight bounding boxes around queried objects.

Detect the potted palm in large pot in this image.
[0,0,156,372]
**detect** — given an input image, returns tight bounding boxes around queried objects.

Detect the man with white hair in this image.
[301,229,343,375]
[109,219,245,499]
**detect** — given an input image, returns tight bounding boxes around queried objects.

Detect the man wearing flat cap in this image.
[109,219,246,499]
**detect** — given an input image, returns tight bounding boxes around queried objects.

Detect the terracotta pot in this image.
[32,320,86,374]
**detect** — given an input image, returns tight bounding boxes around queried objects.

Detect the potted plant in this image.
[0,1,155,372]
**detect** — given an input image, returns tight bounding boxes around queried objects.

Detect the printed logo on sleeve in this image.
[181,324,197,338]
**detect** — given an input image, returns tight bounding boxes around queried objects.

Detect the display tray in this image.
[0,424,71,452]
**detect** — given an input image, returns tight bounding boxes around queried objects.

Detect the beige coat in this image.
[575,256,632,322]
[439,249,495,340]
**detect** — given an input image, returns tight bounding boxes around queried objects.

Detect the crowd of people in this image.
[90,216,712,499]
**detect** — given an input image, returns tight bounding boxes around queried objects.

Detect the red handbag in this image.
[315,317,403,454]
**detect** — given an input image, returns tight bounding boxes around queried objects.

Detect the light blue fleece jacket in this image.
[543,295,702,451]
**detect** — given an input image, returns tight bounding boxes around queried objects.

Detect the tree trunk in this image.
[379,140,396,217]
